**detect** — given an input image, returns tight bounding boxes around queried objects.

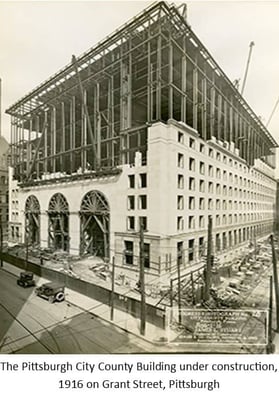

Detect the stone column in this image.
[69,212,80,255]
[40,212,48,248]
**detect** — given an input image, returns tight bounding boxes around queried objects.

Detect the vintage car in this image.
[35,282,65,303]
[17,272,36,288]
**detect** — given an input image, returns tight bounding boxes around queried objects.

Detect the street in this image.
[0,266,155,354]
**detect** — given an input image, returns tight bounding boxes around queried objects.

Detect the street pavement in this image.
[0,263,158,354]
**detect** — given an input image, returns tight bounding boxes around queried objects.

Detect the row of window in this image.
[128,173,147,189]
[177,223,273,263]
[177,131,272,183]
[177,175,275,201]
[124,240,150,267]
[177,196,274,211]
[127,216,147,231]
[177,213,273,231]
[128,195,147,210]
[177,152,275,193]
[10,226,20,239]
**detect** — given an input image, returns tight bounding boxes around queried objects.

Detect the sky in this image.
[0,0,279,148]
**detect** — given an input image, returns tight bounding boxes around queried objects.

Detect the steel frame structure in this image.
[6,1,277,186]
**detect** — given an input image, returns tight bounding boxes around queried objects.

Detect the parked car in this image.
[17,272,36,288]
[35,282,65,303]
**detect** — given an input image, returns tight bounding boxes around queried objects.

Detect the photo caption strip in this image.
[0,355,278,396]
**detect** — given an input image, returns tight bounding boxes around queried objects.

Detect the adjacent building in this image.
[6,1,277,275]
[0,136,9,242]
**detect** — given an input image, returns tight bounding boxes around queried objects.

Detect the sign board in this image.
[166,308,267,346]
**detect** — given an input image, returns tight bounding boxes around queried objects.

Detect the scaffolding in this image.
[25,195,40,245]
[6,1,277,186]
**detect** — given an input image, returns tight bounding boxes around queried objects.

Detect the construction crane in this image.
[241,41,255,96]
[266,96,279,128]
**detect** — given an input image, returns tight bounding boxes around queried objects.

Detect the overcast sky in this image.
[1,0,279,148]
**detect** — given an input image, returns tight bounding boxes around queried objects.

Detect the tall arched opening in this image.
[48,193,69,252]
[25,195,40,245]
[80,191,110,259]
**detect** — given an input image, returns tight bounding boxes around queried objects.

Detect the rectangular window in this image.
[144,243,150,268]
[177,216,184,231]
[216,234,221,252]
[200,143,205,153]
[199,237,205,257]
[189,196,195,210]
[176,152,184,168]
[199,179,205,193]
[189,157,195,171]
[178,131,184,143]
[222,232,227,250]
[208,182,213,194]
[178,174,184,189]
[209,148,213,158]
[139,173,147,188]
[127,195,135,210]
[189,137,195,149]
[177,195,184,210]
[208,165,213,177]
[138,195,147,210]
[124,241,134,265]
[177,241,183,266]
[199,216,205,228]
[199,198,205,210]
[199,161,205,175]
[189,177,195,191]
[139,216,147,231]
[127,216,135,230]
[222,200,227,210]
[188,216,195,229]
[128,175,135,188]
[188,239,195,262]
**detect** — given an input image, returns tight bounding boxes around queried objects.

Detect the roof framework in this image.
[7,1,277,184]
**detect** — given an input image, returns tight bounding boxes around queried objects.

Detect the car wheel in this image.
[55,292,65,302]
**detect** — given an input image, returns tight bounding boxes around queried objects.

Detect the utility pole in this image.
[110,256,115,321]
[270,234,279,332]
[139,218,146,335]
[0,218,3,267]
[267,275,274,354]
[177,255,182,324]
[204,216,213,301]
[25,217,29,270]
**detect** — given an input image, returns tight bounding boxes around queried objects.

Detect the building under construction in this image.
[6,1,277,274]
